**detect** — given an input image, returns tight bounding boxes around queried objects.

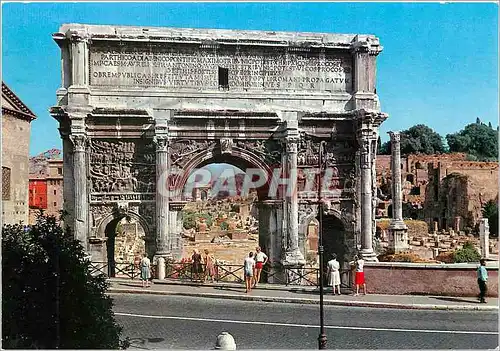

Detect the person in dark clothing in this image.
[191,249,203,282]
[477,258,488,303]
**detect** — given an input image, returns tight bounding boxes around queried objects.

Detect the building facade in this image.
[28,158,64,223]
[2,82,36,225]
[50,24,387,272]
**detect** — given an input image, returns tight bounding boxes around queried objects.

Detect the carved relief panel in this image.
[89,139,155,202]
[297,134,356,196]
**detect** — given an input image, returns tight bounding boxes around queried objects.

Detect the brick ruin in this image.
[376,153,498,231]
[375,152,499,260]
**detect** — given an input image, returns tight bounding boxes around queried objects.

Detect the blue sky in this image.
[2,2,498,156]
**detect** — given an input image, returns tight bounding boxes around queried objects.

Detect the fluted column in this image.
[388,131,408,253]
[356,110,387,261]
[283,137,305,265]
[359,135,375,259]
[154,137,170,257]
[69,134,88,248]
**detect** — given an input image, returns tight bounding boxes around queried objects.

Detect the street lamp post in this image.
[317,140,327,350]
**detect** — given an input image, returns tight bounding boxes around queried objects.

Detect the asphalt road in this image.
[112,293,499,350]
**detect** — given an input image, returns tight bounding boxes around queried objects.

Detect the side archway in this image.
[96,210,153,277]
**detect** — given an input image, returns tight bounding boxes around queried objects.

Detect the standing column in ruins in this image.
[388,131,409,253]
[69,133,88,249]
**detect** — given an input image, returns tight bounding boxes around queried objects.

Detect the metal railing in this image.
[91,259,353,289]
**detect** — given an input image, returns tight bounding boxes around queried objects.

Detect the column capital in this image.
[69,134,87,152]
[153,136,169,152]
[388,131,401,143]
[284,137,299,153]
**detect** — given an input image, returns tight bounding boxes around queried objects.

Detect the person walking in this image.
[477,258,488,303]
[350,255,366,296]
[191,249,203,282]
[140,253,151,288]
[244,252,256,293]
[253,246,268,288]
[327,253,342,295]
[203,249,216,283]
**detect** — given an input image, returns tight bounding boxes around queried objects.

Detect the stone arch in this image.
[96,210,153,276]
[96,210,151,240]
[321,209,352,266]
[173,145,278,201]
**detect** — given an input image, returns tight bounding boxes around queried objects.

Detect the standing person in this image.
[191,249,203,282]
[477,258,488,303]
[350,255,366,296]
[244,252,256,293]
[140,253,151,288]
[203,249,216,283]
[327,253,342,295]
[253,246,268,288]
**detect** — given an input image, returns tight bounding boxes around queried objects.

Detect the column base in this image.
[282,249,306,266]
[359,249,379,262]
[388,226,409,254]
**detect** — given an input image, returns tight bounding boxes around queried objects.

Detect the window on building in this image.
[53,202,57,207]
[218,67,229,90]
[2,167,11,200]
[53,190,57,195]
[58,168,62,175]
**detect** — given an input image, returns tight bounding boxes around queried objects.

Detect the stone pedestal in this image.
[157,257,166,280]
[387,131,408,253]
[479,218,490,259]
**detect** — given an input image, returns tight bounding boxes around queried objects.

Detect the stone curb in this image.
[107,288,499,311]
[109,278,326,293]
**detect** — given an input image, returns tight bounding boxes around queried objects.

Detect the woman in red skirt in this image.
[350,255,366,296]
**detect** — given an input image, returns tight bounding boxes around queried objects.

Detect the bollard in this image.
[157,257,165,280]
[214,332,236,350]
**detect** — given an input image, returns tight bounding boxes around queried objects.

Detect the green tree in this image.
[482,200,499,237]
[2,215,128,349]
[446,122,498,161]
[399,124,446,155]
[182,211,197,230]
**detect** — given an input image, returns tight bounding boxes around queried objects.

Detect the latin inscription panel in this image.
[89,43,352,93]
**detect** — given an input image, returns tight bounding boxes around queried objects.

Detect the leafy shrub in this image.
[183,211,197,230]
[453,241,481,263]
[220,221,229,231]
[2,215,129,349]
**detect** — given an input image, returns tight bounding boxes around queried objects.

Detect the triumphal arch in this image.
[50,24,387,271]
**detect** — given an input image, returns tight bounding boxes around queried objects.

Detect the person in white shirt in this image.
[349,255,366,296]
[327,253,341,295]
[253,246,268,288]
[244,252,256,293]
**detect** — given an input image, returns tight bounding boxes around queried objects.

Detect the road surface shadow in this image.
[128,337,165,350]
[214,286,245,293]
[431,296,478,304]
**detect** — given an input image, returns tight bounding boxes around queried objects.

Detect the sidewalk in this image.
[107,278,499,311]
